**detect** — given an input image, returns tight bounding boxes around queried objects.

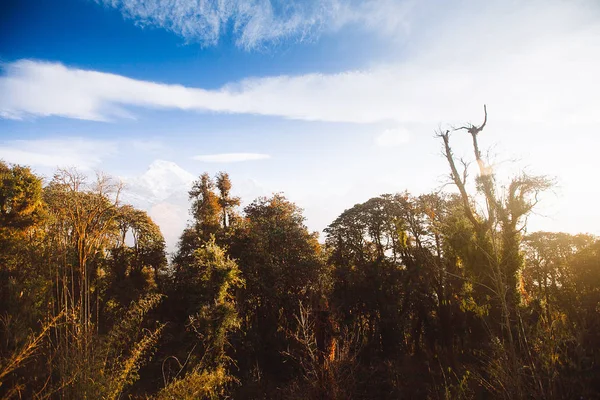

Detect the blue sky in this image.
[2,0,600,250]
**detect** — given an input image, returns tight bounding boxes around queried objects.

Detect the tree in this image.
[161,173,245,399]
[325,193,466,364]
[45,169,122,336]
[189,173,222,241]
[522,232,594,323]
[439,109,549,323]
[438,106,553,397]
[231,194,327,387]
[1,164,168,399]
[0,161,45,317]
[0,161,44,231]
[161,238,243,399]
[0,162,47,396]
[115,205,167,282]
[174,172,228,270]
[215,172,240,230]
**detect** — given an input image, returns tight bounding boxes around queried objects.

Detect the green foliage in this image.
[229,194,328,386]
[102,294,165,400]
[178,238,244,368]
[0,161,44,231]
[156,366,232,400]
[189,173,222,241]
[2,110,599,400]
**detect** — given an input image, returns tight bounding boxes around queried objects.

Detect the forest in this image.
[1,111,599,399]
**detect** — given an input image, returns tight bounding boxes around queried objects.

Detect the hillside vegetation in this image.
[1,111,599,399]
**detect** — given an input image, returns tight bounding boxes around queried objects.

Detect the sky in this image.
[1,0,600,252]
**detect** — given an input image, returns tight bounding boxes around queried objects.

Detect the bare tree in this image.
[437,106,552,398]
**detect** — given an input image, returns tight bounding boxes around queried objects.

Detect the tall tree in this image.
[160,238,243,399]
[231,194,327,387]
[189,173,222,241]
[0,162,47,387]
[215,172,240,230]
[438,107,553,397]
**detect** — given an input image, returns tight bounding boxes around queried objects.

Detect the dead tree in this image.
[437,106,552,396]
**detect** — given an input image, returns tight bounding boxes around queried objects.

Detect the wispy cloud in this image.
[97,0,412,50]
[0,138,117,170]
[1,1,599,124]
[192,153,271,163]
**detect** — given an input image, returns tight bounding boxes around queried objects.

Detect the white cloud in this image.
[97,0,412,50]
[3,0,600,125]
[0,138,117,170]
[376,127,410,147]
[192,153,271,163]
[1,1,599,130]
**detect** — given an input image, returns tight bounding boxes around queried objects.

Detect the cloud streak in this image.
[192,153,271,163]
[0,138,117,170]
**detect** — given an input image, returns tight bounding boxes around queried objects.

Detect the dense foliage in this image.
[1,114,599,399]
